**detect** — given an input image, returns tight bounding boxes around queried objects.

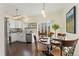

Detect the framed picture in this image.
[66,6,76,33]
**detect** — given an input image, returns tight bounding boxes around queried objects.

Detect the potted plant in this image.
[52,24,60,38]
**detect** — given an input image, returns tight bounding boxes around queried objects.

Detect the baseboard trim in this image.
[15,41,27,43]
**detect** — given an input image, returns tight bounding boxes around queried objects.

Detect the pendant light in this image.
[41,3,46,18]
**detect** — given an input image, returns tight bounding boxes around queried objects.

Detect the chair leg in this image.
[60,46,62,56]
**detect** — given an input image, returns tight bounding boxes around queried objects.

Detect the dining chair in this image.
[34,35,49,56]
[39,37,49,51]
[36,37,57,56]
[9,36,11,44]
[61,39,78,56]
[50,39,78,56]
[33,35,39,56]
[51,39,61,51]
[57,33,66,40]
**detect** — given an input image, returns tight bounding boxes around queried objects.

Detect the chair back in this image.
[33,35,38,55]
[61,39,78,47]
[34,35,37,46]
[61,39,78,56]
[57,33,66,40]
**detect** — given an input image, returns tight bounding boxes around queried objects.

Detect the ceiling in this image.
[1,3,76,17]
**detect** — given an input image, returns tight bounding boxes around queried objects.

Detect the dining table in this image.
[39,37,62,56]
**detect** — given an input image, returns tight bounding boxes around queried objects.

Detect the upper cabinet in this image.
[8,20,23,28]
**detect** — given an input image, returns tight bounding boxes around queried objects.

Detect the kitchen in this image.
[7,18,37,44]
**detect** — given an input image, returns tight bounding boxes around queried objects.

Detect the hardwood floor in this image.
[8,41,45,56]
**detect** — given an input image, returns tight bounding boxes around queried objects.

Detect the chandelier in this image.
[41,3,47,18]
[6,9,29,22]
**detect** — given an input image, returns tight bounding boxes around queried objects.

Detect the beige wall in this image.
[62,4,79,56]
[0,4,6,56]
[29,9,65,34]
[0,18,5,56]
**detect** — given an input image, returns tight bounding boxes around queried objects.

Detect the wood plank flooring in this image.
[8,41,45,56]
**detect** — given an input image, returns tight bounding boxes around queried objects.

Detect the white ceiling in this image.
[1,3,76,16]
